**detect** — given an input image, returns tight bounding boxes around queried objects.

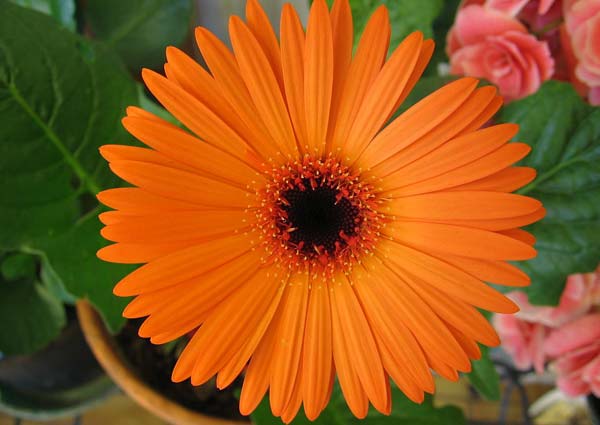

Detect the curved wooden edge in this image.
[76,300,248,425]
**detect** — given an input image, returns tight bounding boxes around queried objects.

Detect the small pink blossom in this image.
[447,5,554,101]
[562,0,600,105]
[493,313,548,372]
[486,0,556,16]
[544,314,600,397]
[494,267,600,397]
[514,269,600,327]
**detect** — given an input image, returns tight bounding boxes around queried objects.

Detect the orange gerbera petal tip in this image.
[97,0,544,422]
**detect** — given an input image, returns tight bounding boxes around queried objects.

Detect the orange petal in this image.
[381,123,518,188]
[387,191,541,221]
[121,116,263,185]
[330,273,388,414]
[100,144,192,172]
[163,47,276,162]
[239,322,278,415]
[389,39,435,116]
[400,271,501,346]
[280,4,307,149]
[280,363,304,424]
[100,210,249,243]
[362,85,498,176]
[97,241,197,264]
[229,17,298,157]
[302,275,333,420]
[378,240,521,313]
[499,228,536,245]
[359,77,478,168]
[113,233,252,296]
[363,257,471,371]
[97,188,202,213]
[108,160,252,209]
[217,274,287,389]
[304,0,334,155]
[351,265,434,395]
[447,325,482,360]
[270,272,309,416]
[449,166,536,192]
[327,0,353,142]
[246,0,284,90]
[388,143,532,196]
[138,251,261,338]
[440,255,530,287]
[331,282,369,419]
[328,6,390,154]
[194,27,280,161]
[422,207,546,231]
[189,265,285,385]
[142,69,258,163]
[345,31,424,162]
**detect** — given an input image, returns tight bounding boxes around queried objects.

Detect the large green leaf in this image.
[0,1,137,330]
[499,81,600,305]
[251,384,465,425]
[467,345,501,400]
[427,0,460,75]
[349,0,444,50]
[85,0,193,73]
[9,0,76,31]
[0,271,66,356]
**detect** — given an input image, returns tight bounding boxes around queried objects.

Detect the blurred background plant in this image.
[0,0,599,424]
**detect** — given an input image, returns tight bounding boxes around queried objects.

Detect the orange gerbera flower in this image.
[97,0,545,422]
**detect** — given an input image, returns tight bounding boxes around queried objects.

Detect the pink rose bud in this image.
[447,5,555,101]
[562,0,600,105]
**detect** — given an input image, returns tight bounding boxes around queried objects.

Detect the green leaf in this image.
[38,216,133,331]
[349,0,444,50]
[85,0,193,72]
[0,2,138,331]
[467,345,501,400]
[498,81,600,305]
[9,0,76,31]
[0,276,66,356]
[251,384,465,425]
[427,0,460,75]
[1,253,37,281]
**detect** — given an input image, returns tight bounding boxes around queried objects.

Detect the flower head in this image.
[447,4,555,101]
[98,0,544,421]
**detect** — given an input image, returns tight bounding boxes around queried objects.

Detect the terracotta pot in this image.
[76,300,247,425]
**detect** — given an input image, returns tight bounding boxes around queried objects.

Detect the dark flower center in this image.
[280,178,360,256]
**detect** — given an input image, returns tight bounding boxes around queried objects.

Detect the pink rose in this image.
[562,0,600,105]
[494,266,600,377]
[458,0,562,30]
[544,314,600,397]
[487,0,556,16]
[514,267,600,327]
[494,313,549,372]
[447,5,555,101]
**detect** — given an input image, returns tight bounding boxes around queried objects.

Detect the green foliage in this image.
[467,346,501,400]
[85,0,193,72]
[349,0,444,50]
[0,1,136,331]
[499,81,600,305]
[0,262,66,355]
[427,0,460,74]
[9,0,76,30]
[1,253,36,282]
[251,384,465,425]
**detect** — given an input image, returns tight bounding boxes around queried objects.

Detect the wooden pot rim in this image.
[76,300,248,425]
